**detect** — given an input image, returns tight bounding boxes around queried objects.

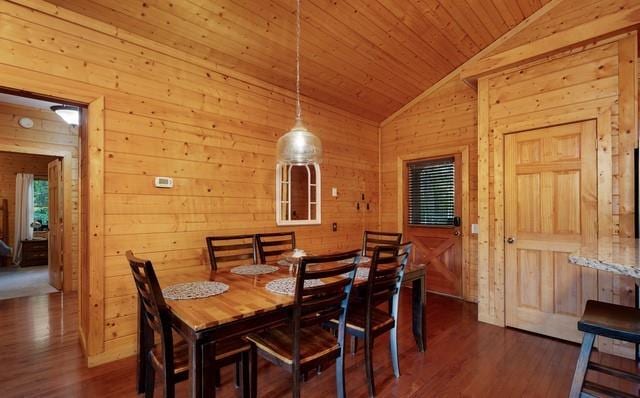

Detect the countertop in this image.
[568,238,640,279]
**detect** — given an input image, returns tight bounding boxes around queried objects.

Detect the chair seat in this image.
[153,334,251,374]
[578,300,640,343]
[247,325,340,366]
[329,304,395,335]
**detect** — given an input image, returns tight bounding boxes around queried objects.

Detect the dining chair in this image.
[126,251,254,398]
[569,300,640,397]
[256,231,296,264]
[328,242,412,398]
[206,234,257,271]
[247,249,360,398]
[361,231,402,257]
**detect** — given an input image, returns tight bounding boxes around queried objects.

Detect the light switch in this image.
[471,224,479,234]
[331,187,338,197]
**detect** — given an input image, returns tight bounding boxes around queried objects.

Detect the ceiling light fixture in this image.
[50,105,80,126]
[276,0,322,165]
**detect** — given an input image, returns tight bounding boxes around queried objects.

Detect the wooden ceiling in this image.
[47,0,551,122]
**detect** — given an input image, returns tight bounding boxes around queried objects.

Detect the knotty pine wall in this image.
[0,103,79,289]
[0,1,378,364]
[380,78,478,302]
[0,151,57,249]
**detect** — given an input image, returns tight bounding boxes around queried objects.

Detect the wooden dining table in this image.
[137,259,426,398]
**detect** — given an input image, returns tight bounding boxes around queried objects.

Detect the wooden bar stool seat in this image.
[570,300,640,398]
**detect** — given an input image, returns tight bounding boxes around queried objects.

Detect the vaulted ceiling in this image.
[48,0,550,122]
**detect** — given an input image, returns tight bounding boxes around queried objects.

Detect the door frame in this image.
[0,88,106,360]
[396,145,471,300]
[479,107,613,326]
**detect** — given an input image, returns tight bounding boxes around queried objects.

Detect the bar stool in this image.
[570,300,640,397]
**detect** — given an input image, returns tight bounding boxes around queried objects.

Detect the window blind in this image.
[407,158,455,226]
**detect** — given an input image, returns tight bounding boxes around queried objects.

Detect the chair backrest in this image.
[256,232,296,264]
[126,251,174,372]
[205,234,256,271]
[362,231,402,257]
[291,249,360,366]
[365,242,412,327]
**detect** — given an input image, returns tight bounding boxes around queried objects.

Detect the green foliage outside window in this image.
[33,179,48,227]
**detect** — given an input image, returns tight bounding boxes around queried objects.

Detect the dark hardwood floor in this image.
[0,290,638,397]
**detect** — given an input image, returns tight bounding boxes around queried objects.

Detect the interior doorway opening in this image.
[0,91,82,300]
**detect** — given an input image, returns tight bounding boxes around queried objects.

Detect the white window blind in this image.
[407,158,455,226]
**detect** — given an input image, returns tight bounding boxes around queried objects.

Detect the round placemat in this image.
[342,267,370,280]
[162,281,229,300]
[277,259,291,266]
[230,264,278,275]
[265,277,324,296]
[339,256,371,265]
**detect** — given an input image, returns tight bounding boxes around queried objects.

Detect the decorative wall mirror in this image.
[276,163,321,225]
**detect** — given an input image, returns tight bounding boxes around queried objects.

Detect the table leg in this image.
[411,275,426,352]
[188,337,209,398]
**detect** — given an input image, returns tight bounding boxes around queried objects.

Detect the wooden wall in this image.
[0,102,79,290]
[0,1,378,364]
[0,150,58,249]
[380,78,478,301]
[476,35,638,356]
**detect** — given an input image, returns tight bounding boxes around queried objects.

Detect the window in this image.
[33,179,49,228]
[407,158,455,226]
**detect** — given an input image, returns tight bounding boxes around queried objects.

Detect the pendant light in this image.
[276,0,323,165]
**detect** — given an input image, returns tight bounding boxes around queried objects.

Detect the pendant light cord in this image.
[295,0,302,121]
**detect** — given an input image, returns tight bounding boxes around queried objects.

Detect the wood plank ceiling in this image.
[46,0,550,122]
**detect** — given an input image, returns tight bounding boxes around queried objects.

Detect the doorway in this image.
[0,92,81,300]
[404,154,463,298]
[504,120,598,343]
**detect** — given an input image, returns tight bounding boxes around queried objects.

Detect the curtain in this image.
[13,173,34,265]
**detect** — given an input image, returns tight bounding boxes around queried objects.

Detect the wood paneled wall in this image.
[477,35,638,357]
[0,1,378,364]
[380,78,478,301]
[0,103,79,290]
[0,151,57,248]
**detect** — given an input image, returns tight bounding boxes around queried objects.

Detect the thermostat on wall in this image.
[154,176,174,188]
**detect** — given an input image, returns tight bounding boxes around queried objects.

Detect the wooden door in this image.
[48,159,63,290]
[505,121,598,343]
[404,154,463,297]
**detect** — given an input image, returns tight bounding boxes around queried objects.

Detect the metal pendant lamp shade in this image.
[276,0,323,165]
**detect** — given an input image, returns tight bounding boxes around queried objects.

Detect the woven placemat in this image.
[265,277,324,296]
[162,281,229,300]
[277,259,292,266]
[342,267,370,281]
[230,264,278,275]
[339,256,371,265]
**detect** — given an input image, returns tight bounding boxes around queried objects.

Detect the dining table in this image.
[136,257,426,398]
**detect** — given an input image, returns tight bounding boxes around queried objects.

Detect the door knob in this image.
[506,237,515,244]
[453,230,461,236]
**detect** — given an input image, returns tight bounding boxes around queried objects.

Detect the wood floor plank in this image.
[0,291,638,397]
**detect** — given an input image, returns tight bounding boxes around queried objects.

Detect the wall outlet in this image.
[471,223,479,234]
[331,187,338,197]
[332,222,338,232]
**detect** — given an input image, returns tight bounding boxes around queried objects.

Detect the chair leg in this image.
[215,368,222,388]
[364,336,375,398]
[390,326,400,378]
[569,333,596,398]
[336,352,346,398]
[350,335,358,355]
[292,371,301,398]
[235,360,241,388]
[144,361,155,398]
[250,344,258,398]
[241,352,250,398]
